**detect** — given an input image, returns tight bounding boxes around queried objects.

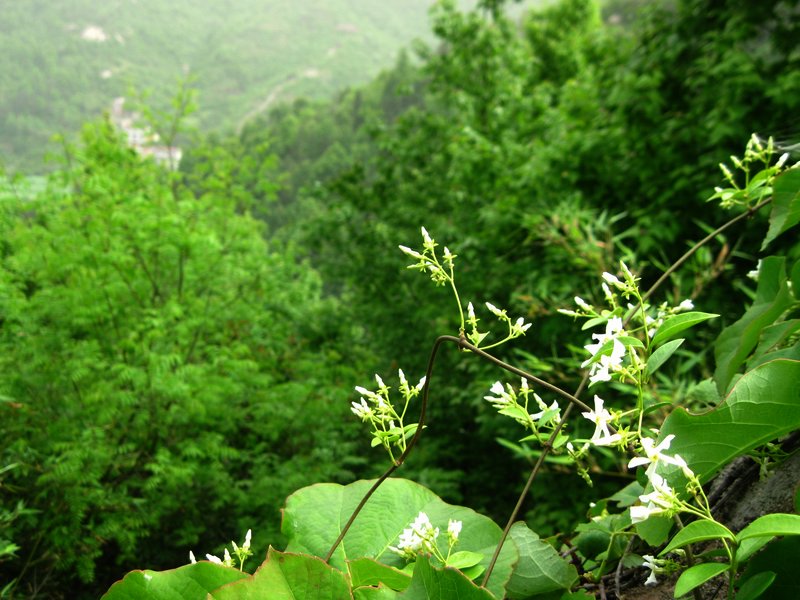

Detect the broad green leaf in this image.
[762,169,800,249]
[735,571,775,600]
[210,548,351,599]
[737,513,800,541]
[354,587,401,600]
[504,522,578,599]
[101,562,248,600]
[659,359,800,484]
[281,478,517,600]
[674,562,730,597]
[714,257,793,393]
[399,555,496,600]
[349,558,411,591]
[736,536,773,564]
[645,338,684,378]
[659,520,734,556]
[747,320,800,368]
[740,537,800,599]
[792,260,800,300]
[634,515,673,546]
[651,312,718,348]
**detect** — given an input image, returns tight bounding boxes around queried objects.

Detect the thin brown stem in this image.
[640,197,771,305]
[324,334,461,562]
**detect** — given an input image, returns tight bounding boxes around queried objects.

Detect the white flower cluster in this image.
[352,370,425,462]
[389,512,462,561]
[582,316,627,385]
[399,227,454,287]
[580,395,621,447]
[484,378,560,430]
[628,435,694,524]
[189,529,252,571]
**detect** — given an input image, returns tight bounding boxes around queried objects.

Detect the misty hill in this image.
[0,0,486,173]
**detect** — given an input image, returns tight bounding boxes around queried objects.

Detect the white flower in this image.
[628,435,688,475]
[678,299,694,311]
[351,398,373,420]
[390,511,440,558]
[530,400,560,422]
[581,396,621,446]
[484,381,513,408]
[223,548,233,567]
[398,245,424,260]
[511,317,532,335]
[777,152,790,168]
[467,302,476,321]
[415,376,426,391]
[485,302,504,317]
[585,337,626,385]
[447,519,462,542]
[642,555,659,586]
[574,296,592,311]
[601,282,613,302]
[206,553,222,564]
[243,529,252,551]
[189,550,197,564]
[602,272,625,289]
[421,226,433,245]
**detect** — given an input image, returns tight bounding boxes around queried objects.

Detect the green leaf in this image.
[281,478,517,600]
[659,520,734,556]
[645,338,684,378]
[445,551,484,570]
[735,571,775,600]
[504,522,578,599]
[354,587,401,600]
[737,514,800,541]
[715,257,793,393]
[739,537,800,599]
[674,562,730,597]
[792,260,800,301]
[399,555,496,600]
[348,558,411,591]
[101,562,248,600]
[762,169,800,249]
[651,312,719,348]
[634,515,674,546]
[659,359,800,484]
[210,548,352,599]
[609,481,644,508]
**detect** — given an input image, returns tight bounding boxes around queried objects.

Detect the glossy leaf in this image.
[674,562,729,597]
[735,571,775,600]
[737,513,800,541]
[101,562,248,600]
[210,548,352,599]
[651,312,718,347]
[645,338,684,378]
[714,257,793,393]
[659,520,734,556]
[740,537,800,599]
[281,478,517,599]
[399,555,496,600]
[762,168,800,249]
[349,558,411,591]
[659,359,800,483]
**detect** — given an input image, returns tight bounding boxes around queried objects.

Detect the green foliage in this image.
[0,118,358,596]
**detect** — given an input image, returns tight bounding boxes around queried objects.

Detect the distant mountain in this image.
[1,0,494,172]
